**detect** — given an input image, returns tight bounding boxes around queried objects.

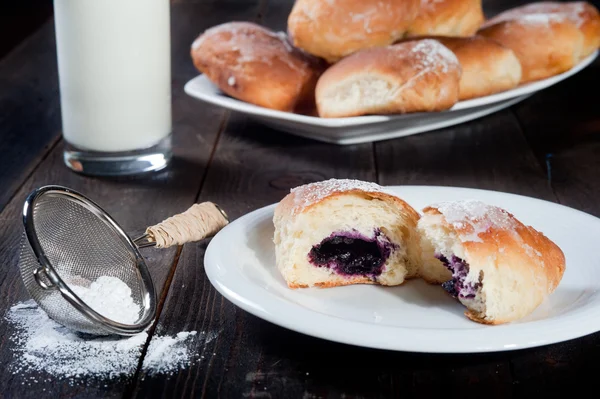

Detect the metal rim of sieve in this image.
[22,185,157,336]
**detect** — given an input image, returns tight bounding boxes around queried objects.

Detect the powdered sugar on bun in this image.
[478,6,587,83]
[484,1,592,28]
[430,200,517,242]
[482,1,600,59]
[410,39,460,74]
[287,0,421,62]
[407,0,485,37]
[418,199,566,324]
[192,22,313,76]
[273,178,423,289]
[315,40,461,118]
[190,21,324,112]
[290,178,385,215]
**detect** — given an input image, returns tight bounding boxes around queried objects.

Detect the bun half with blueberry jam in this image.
[273,179,422,288]
[417,200,566,324]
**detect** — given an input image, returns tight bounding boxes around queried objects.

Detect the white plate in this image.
[204,186,600,353]
[185,51,597,144]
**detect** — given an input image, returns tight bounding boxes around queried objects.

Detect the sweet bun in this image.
[407,0,485,37]
[190,21,324,112]
[478,8,586,83]
[314,40,462,118]
[423,35,522,100]
[483,1,600,60]
[287,0,421,63]
[417,200,566,324]
[273,179,422,289]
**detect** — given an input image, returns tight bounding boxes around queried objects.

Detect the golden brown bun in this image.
[417,200,566,324]
[407,0,485,37]
[478,15,585,83]
[314,40,462,118]
[190,22,324,112]
[287,0,421,63]
[483,2,600,60]
[406,35,523,100]
[273,179,423,289]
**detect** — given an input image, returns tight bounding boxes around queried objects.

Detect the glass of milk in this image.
[54,0,172,176]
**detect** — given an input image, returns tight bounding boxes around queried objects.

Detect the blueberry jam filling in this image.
[436,254,480,299]
[308,229,394,277]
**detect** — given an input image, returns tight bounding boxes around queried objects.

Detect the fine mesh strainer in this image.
[18,185,229,336]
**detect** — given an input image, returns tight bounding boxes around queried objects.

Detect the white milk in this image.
[54,0,172,153]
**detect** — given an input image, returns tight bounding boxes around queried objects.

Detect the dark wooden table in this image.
[1,0,599,397]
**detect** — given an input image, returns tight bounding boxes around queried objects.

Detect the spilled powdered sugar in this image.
[6,301,148,380]
[3,276,216,383]
[290,178,386,214]
[434,200,517,243]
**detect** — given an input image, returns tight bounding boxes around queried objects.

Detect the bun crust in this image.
[273,179,422,289]
[314,40,461,118]
[426,35,522,100]
[287,0,421,63]
[478,8,586,83]
[191,22,324,112]
[407,0,485,37]
[483,2,600,60]
[418,200,566,324]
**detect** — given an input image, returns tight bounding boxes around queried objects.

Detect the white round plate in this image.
[204,186,600,353]
[184,51,597,145]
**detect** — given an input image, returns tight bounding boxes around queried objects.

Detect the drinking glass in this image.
[54,0,172,176]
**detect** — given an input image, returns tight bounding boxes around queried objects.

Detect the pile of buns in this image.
[273,178,566,325]
[191,0,600,118]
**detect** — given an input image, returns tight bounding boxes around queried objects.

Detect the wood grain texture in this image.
[376,110,555,200]
[512,58,600,217]
[0,2,228,397]
[0,21,62,213]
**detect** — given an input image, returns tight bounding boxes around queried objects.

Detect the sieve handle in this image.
[136,202,229,249]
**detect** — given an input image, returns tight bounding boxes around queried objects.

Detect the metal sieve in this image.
[17,185,229,336]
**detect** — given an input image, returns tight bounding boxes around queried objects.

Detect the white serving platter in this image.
[184,51,597,144]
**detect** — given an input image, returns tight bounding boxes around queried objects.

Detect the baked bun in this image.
[423,35,522,100]
[483,1,600,60]
[273,179,422,289]
[478,8,586,83]
[191,22,324,112]
[417,200,566,324]
[407,0,485,37]
[314,40,462,118]
[287,0,421,63]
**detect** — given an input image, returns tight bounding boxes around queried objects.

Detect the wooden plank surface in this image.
[512,58,600,217]
[0,2,229,397]
[0,21,62,213]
